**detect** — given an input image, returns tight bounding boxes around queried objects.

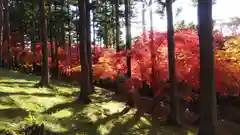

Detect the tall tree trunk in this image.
[67,3,72,72]
[149,0,156,92]
[3,0,11,69]
[111,4,115,48]
[54,1,60,80]
[86,0,94,92]
[39,0,50,87]
[104,24,108,48]
[150,0,154,76]
[198,0,217,134]
[78,0,91,104]
[103,2,108,48]
[76,11,80,45]
[19,1,25,49]
[60,0,65,48]
[55,29,60,80]
[48,1,54,67]
[60,0,66,79]
[30,4,36,71]
[115,0,120,52]
[124,0,131,77]
[0,0,3,67]
[166,0,181,125]
[142,0,146,39]
[92,11,96,45]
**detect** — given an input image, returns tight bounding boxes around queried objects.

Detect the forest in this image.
[0,0,239,135]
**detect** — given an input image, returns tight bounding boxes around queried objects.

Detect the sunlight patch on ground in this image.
[0,104,15,109]
[139,117,152,126]
[0,68,196,135]
[43,121,68,133]
[51,109,73,118]
[100,101,126,114]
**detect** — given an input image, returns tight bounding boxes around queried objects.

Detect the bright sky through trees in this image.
[126,0,240,38]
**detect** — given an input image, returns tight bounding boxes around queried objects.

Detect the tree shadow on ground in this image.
[0,91,73,98]
[0,68,122,102]
[0,81,35,85]
[93,107,132,125]
[0,96,29,117]
[51,106,133,135]
[0,108,29,119]
[43,90,120,115]
[90,87,123,103]
[107,112,141,135]
[0,96,16,106]
[147,119,188,135]
[50,80,123,102]
[43,99,85,114]
[0,69,40,81]
[217,120,240,135]
[50,80,78,88]
[0,81,38,89]
[24,111,143,135]
[42,100,99,134]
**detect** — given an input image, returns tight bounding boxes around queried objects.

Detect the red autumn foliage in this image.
[1,28,240,101]
[96,29,240,99]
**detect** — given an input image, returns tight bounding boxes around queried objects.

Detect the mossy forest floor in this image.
[0,69,196,135]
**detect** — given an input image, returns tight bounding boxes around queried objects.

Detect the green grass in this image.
[0,69,196,135]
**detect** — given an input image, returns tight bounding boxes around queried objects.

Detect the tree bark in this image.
[0,0,3,67]
[198,0,217,135]
[30,4,36,72]
[67,3,72,73]
[124,0,131,77]
[166,0,181,125]
[3,0,11,69]
[115,0,120,52]
[78,0,91,104]
[150,0,155,84]
[60,0,65,47]
[111,4,115,48]
[142,0,146,39]
[104,24,108,48]
[48,1,54,67]
[86,0,94,92]
[19,1,25,49]
[39,0,50,86]
[92,12,96,45]
[54,1,60,80]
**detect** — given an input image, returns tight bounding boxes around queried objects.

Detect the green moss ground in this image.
[0,69,196,135]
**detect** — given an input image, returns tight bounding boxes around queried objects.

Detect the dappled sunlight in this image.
[98,101,126,114]
[0,69,40,82]
[0,69,196,134]
[51,108,73,118]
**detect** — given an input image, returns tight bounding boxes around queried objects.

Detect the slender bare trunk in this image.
[39,0,50,86]
[78,0,91,104]
[166,0,181,125]
[198,0,217,134]
[124,0,131,77]
[0,0,3,67]
[86,0,94,92]
[3,0,11,69]
[115,0,120,52]
[142,0,146,39]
